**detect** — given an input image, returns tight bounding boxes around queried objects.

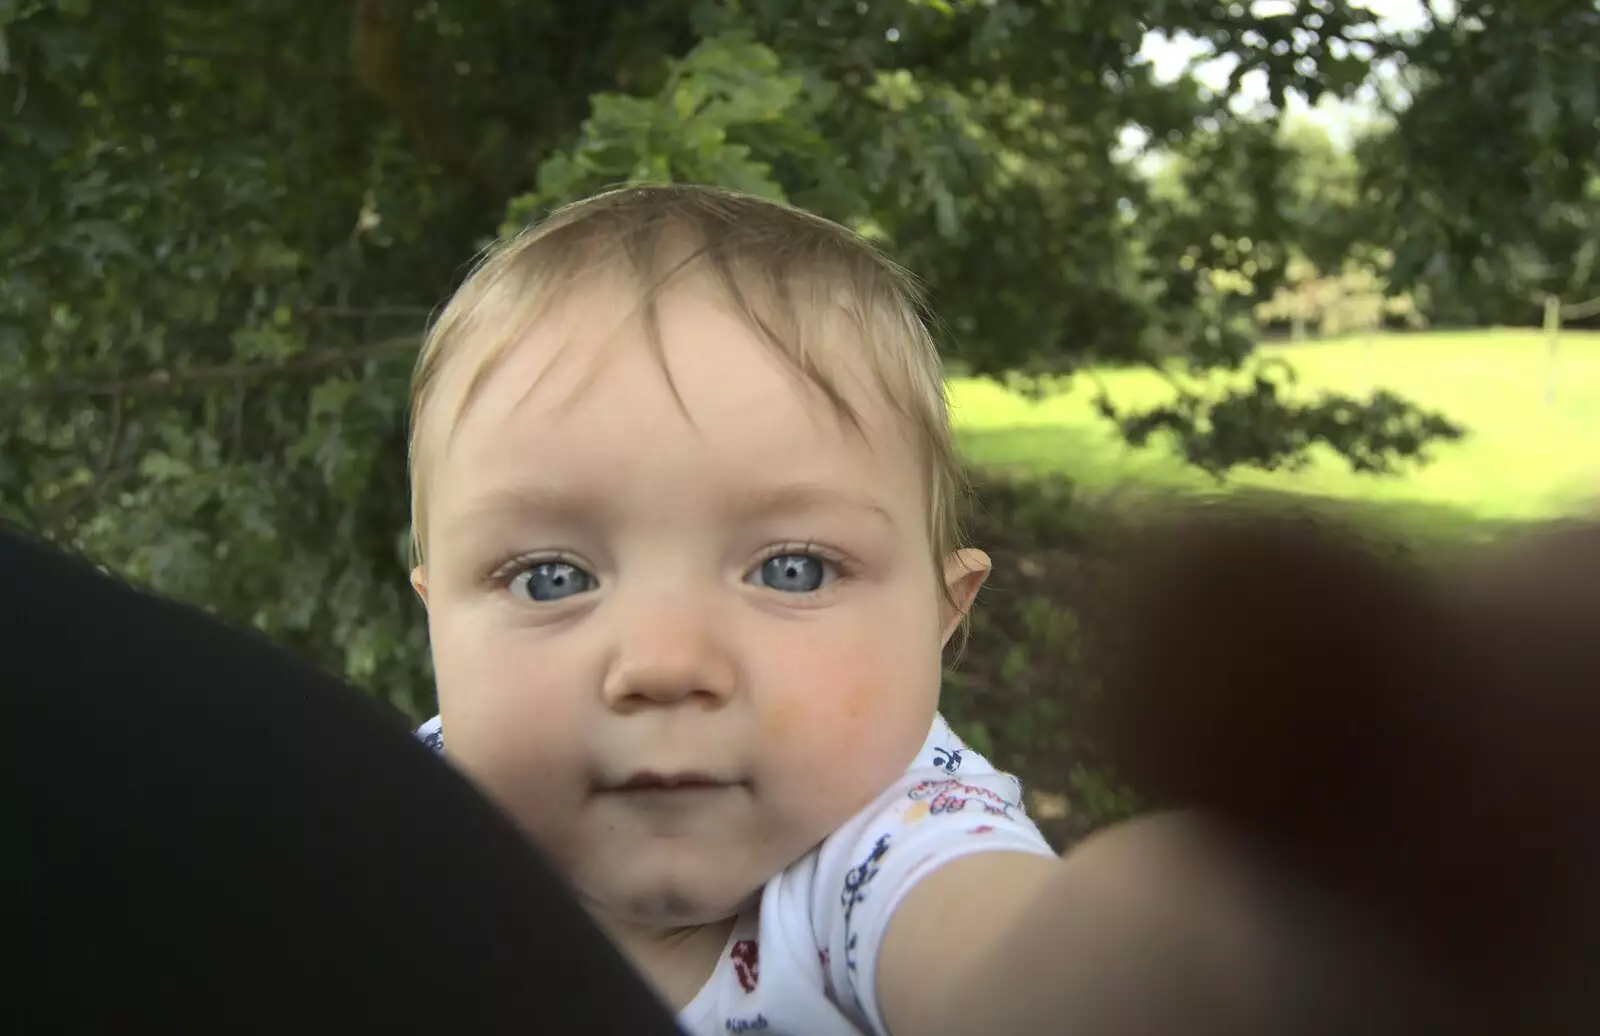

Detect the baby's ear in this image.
[940,548,990,642]
[409,566,429,607]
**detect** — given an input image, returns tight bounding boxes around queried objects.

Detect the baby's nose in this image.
[600,601,736,711]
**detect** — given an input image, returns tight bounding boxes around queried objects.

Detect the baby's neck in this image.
[595,911,739,1013]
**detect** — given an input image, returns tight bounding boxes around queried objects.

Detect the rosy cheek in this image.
[758,629,933,793]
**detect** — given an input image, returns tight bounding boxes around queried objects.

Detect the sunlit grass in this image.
[950,329,1600,534]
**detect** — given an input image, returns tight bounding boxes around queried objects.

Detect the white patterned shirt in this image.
[414,713,1056,1035]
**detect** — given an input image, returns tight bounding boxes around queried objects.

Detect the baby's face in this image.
[417,275,982,931]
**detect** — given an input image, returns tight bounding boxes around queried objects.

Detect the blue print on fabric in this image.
[840,833,891,974]
[415,720,445,755]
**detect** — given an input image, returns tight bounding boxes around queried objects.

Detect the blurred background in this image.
[4,0,1596,847]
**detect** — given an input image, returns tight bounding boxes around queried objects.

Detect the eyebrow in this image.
[444,480,897,532]
[442,484,610,532]
[727,481,898,528]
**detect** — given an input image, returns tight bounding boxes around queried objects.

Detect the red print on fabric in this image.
[968,825,995,835]
[905,778,1014,818]
[731,939,760,993]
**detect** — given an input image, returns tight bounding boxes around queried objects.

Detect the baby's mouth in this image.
[603,771,741,793]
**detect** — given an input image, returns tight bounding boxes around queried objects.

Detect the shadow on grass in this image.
[957,425,1531,550]
[957,424,1202,491]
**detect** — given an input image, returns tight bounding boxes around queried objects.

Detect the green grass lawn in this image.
[950,329,1600,541]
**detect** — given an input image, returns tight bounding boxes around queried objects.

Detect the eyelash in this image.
[752,541,853,586]
[487,543,855,595]
[489,551,585,586]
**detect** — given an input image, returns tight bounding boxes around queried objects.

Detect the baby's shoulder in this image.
[806,717,1051,908]
[752,716,1055,1034]
[830,714,1037,840]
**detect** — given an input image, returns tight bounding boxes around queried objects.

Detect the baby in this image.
[403,184,1328,1036]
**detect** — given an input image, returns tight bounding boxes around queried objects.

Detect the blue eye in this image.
[510,561,595,602]
[755,553,831,594]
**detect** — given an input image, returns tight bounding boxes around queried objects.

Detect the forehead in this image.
[428,274,922,526]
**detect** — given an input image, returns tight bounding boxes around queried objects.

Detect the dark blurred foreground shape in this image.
[8,523,684,1035]
[11,510,1599,1034]
[1092,502,1600,1034]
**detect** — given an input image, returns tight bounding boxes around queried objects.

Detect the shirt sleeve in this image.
[415,714,445,754]
[809,738,1057,1035]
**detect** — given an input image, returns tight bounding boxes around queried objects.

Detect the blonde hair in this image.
[407,183,971,605]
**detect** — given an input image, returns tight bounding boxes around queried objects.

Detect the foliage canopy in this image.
[3,0,1594,709]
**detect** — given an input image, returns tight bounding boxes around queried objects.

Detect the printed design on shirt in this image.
[968,824,996,835]
[730,938,760,994]
[417,725,445,754]
[905,778,1015,819]
[725,1015,769,1032]
[817,947,835,999]
[840,833,892,975]
[931,745,964,773]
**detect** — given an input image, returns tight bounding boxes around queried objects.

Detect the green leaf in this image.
[138,453,194,482]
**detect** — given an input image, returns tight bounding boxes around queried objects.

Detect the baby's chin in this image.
[566,808,841,927]
[590,874,764,929]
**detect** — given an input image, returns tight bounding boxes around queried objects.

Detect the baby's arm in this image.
[876,813,1429,1036]
[808,745,1411,1036]
[876,508,1600,1036]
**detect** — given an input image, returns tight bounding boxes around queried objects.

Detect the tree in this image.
[1142,115,1379,342]
[0,0,1505,709]
[1256,250,1426,342]
[1357,0,1600,327]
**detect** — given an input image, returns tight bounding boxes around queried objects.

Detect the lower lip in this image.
[602,781,742,799]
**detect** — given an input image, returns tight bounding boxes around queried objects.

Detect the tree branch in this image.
[349,0,494,192]
[6,336,420,400]
[90,392,125,496]
[313,304,437,319]
[41,393,128,531]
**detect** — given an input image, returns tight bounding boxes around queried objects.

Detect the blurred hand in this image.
[1090,503,1600,1034]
